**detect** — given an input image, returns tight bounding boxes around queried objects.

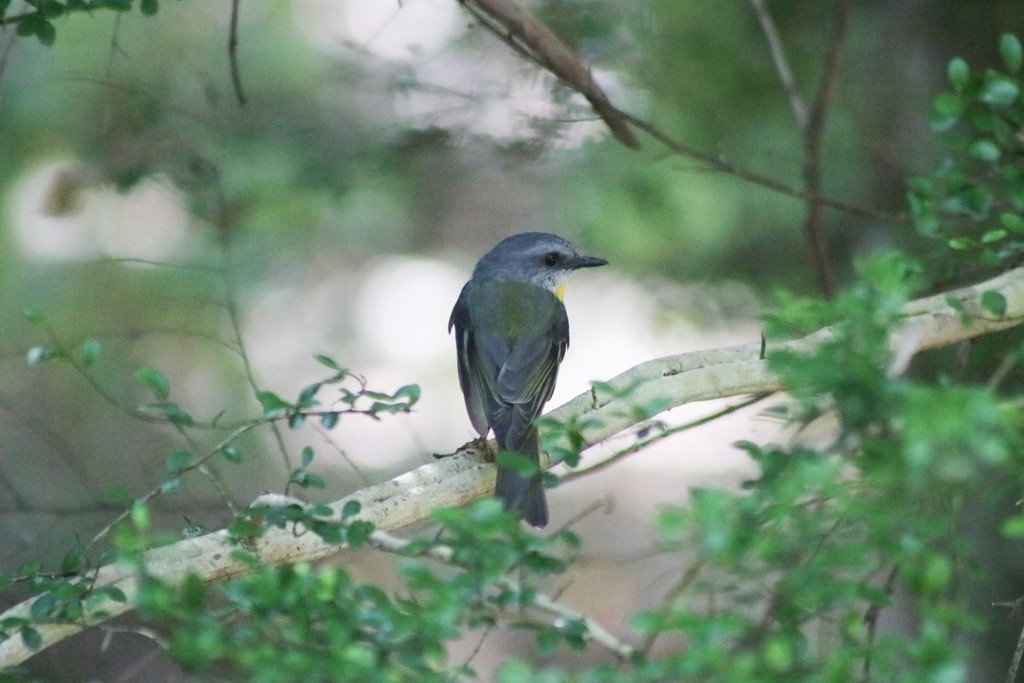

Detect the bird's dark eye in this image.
[543,251,561,267]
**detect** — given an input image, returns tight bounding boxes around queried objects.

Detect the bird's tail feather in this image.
[494,427,549,528]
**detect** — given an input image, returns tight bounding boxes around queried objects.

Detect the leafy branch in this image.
[2,263,1022,669]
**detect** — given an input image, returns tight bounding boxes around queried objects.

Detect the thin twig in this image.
[313,425,371,486]
[0,23,18,106]
[203,156,293,471]
[102,13,123,135]
[862,564,899,681]
[799,0,851,298]
[988,347,1019,390]
[993,596,1024,683]
[80,419,265,561]
[618,111,897,223]
[562,393,771,482]
[748,0,808,128]
[640,558,705,656]
[1009,623,1024,683]
[228,0,247,106]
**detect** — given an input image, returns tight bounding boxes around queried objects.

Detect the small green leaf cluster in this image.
[908,33,1024,271]
[414,500,576,593]
[765,251,922,431]
[137,563,455,683]
[628,253,1017,680]
[538,411,603,469]
[496,246,1022,681]
[0,0,166,47]
[127,501,580,681]
[0,565,124,656]
[234,498,372,549]
[258,354,420,430]
[401,502,583,656]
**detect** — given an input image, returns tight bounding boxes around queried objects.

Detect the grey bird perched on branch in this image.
[449,232,607,527]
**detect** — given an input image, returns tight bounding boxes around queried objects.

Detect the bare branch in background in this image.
[750,0,851,297]
[801,0,851,298]
[0,27,16,105]
[229,0,247,106]
[748,0,808,128]
[459,0,640,149]
[620,110,897,223]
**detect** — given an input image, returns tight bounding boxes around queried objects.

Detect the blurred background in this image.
[1,0,1023,679]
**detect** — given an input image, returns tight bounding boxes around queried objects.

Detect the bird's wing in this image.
[495,309,568,411]
[486,299,569,451]
[449,284,493,437]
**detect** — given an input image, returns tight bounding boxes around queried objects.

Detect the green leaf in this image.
[313,354,346,373]
[221,445,242,463]
[160,477,183,493]
[20,625,42,651]
[1000,213,1024,233]
[255,390,290,416]
[165,450,193,473]
[905,176,934,197]
[140,0,158,15]
[981,229,1007,243]
[931,92,965,131]
[134,366,170,400]
[320,412,339,429]
[80,339,101,367]
[29,593,56,620]
[130,500,150,530]
[16,13,56,46]
[288,412,306,429]
[301,445,314,467]
[393,383,421,407]
[346,520,374,548]
[34,18,55,46]
[981,75,1020,106]
[21,308,43,324]
[947,57,969,89]
[1002,514,1024,537]
[102,486,130,503]
[1001,34,1023,73]
[630,610,662,635]
[157,401,194,426]
[297,381,321,407]
[341,500,361,519]
[981,290,1008,316]
[968,139,1000,162]
[496,451,539,477]
[97,586,127,603]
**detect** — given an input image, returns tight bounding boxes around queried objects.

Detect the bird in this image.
[449,232,607,527]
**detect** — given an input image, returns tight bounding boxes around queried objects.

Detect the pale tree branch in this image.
[3,266,1024,667]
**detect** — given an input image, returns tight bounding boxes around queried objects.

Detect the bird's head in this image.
[473,232,607,297]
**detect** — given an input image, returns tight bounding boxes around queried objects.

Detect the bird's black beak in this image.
[571,255,608,269]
